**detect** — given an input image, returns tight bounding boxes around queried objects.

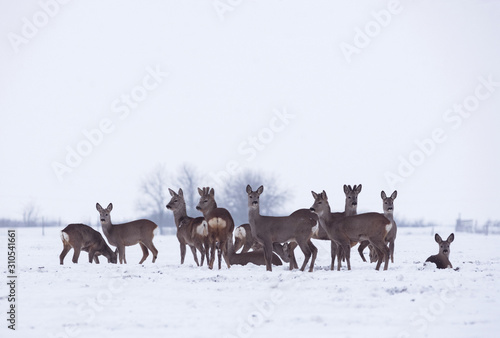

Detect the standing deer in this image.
[59,223,117,265]
[246,185,318,272]
[358,190,398,263]
[310,190,391,271]
[96,203,159,264]
[425,233,454,269]
[196,187,235,270]
[166,188,209,266]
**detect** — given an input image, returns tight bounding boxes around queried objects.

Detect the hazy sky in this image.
[1,0,499,226]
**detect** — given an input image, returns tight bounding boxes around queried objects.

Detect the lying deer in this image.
[196,187,235,270]
[247,185,318,272]
[59,223,117,264]
[167,188,209,266]
[425,233,454,269]
[228,240,282,267]
[96,203,159,264]
[233,223,293,265]
[358,190,398,263]
[310,190,391,271]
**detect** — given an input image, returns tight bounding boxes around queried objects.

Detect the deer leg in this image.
[357,240,369,262]
[88,249,96,263]
[217,243,222,270]
[307,240,318,272]
[195,241,205,266]
[297,240,312,272]
[180,242,187,265]
[204,237,210,266]
[330,241,337,270]
[263,241,274,272]
[340,240,351,271]
[208,239,216,270]
[287,244,296,270]
[94,255,100,264]
[189,245,200,266]
[71,247,81,264]
[369,244,378,263]
[222,240,231,269]
[117,245,126,264]
[389,240,395,263]
[144,240,158,263]
[139,243,149,264]
[59,244,71,265]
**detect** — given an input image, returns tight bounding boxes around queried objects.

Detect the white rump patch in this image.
[234,226,246,239]
[196,221,209,236]
[61,231,69,243]
[311,221,319,236]
[208,217,226,229]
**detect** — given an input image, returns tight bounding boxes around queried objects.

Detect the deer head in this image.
[381,190,397,214]
[196,187,217,214]
[166,188,185,212]
[246,185,264,210]
[309,190,329,216]
[96,203,113,224]
[435,233,454,258]
[344,184,362,208]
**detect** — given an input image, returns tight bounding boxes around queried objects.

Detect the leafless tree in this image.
[217,170,290,226]
[174,163,201,214]
[22,200,39,227]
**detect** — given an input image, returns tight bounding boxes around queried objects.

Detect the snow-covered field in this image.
[1,226,499,338]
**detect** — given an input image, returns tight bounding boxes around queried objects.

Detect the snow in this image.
[1,227,500,338]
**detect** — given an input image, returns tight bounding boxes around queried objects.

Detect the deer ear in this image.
[435,233,443,243]
[356,184,362,193]
[168,188,176,197]
[381,191,387,199]
[107,203,113,212]
[198,187,203,196]
[311,191,318,199]
[209,188,215,197]
[322,190,328,200]
[246,185,252,194]
[391,191,397,199]
[257,185,264,195]
[343,185,349,194]
[447,233,454,243]
[96,203,103,212]
[178,188,184,197]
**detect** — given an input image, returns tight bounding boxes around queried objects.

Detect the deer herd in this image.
[59,184,455,271]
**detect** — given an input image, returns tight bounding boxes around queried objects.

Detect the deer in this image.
[246,185,318,272]
[196,187,235,270]
[59,223,117,265]
[96,203,159,264]
[358,190,398,263]
[233,223,293,265]
[228,240,283,266]
[310,190,391,271]
[425,233,454,269]
[166,188,209,266]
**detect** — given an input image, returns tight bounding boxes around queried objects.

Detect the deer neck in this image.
[201,201,217,219]
[384,211,394,222]
[344,203,357,216]
[173,204,189,227]
[248,204,261,224]
[318,204,333,224]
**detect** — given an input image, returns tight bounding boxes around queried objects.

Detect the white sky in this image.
[1,0,499,226]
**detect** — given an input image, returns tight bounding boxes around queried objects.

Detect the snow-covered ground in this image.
[1,226,499,338]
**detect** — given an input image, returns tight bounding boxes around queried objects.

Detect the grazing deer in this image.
[196,187,235,270]
[166,188,209,266]
[96,203,159,264]
[310,190,391,271]
[425,233,454,269]
[358,190,398,263]
[246,185,318,272]
[59,223,117,265]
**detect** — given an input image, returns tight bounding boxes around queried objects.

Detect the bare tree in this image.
[22,200,39,227]
[174,163,201,214]
[137,163,172,232]
[217,170,290,226]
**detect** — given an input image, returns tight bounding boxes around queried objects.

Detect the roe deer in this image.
[246,185,318,272]
[358,190,398,263]
[425,233,454,269]
[167,188,209,266]
[228,242,283,266]
[59,223,117,264]
[310,190,391,271]
[96,203,159,264]
[234,223,293,265]
[196,187,235,270]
